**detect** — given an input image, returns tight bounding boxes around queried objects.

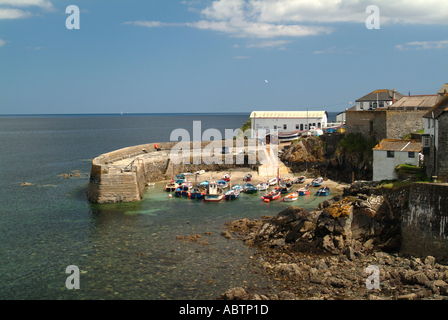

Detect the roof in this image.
[437,84,448,95]
[356,89,404,102]
[373,139,422,152]
[250,111,327,119]
[389,95,441,109]
[423,93,448,118]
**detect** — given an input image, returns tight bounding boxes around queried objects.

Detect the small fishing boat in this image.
[189,186,206,199]
[204,182,223,202]
[182,172,193,176]
[194,170,205,175]
[222,174,231,182]
[277,131,300,142]
[174,184,191,197]
[284,178,293,188]
[279,181,292,194]
[175,174,186,182]
[294,176,306,184]
[316,186,330,196]
[298,184,310,196]
[243,174,252,182]
[232,184,243,191]
[268,177,277,186]
[311,177,324,187]
[224,189,240,200]
[257,182,269,191]
[200,180,210,187]
[165,181,179,192]
[282,191,299,202]
[243,183,258,194]
[261,188,281,201]
[217,180,228,189]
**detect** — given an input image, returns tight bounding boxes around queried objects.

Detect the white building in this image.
[372,139,422,181]
[249,111,328,138]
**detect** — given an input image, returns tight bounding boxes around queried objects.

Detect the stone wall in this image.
[386,110,425,139]
[401,183,448,259]
[436,113,448,177]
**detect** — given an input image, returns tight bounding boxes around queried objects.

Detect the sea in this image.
[0,112,338,300]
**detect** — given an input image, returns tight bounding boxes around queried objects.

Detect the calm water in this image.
[0,113,338,300]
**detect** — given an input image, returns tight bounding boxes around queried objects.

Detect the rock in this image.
[274,264,302,277]
[425,256,436,267]
[278,291,296,300]
[221,231,232,239]
[219,287,249,300]
[328,277,352,288]
[346,247,356,261]
[397,293,417,300]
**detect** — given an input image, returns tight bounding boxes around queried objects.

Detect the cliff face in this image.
[280,136,373,183]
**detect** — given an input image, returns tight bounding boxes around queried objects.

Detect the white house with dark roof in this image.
[354,89,404,110]
[372,139,422,181]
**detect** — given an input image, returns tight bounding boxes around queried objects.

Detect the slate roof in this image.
[356,89,404,102]
[423,93,448,119]
[373,139,422,152]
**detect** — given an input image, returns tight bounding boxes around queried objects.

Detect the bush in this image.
[337,133,377,156]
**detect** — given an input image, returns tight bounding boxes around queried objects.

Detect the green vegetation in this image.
[239,118,251,133]
[379,164,431,189]
[336,133,377,156]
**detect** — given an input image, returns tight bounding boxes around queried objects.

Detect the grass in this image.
[379,164,431,189]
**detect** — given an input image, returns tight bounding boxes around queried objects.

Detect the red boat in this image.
[222,174,231,182]
[261,187,281,202]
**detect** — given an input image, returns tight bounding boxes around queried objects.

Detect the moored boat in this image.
[222,174,231,182]
[200,180,210,187]
[257,182,269,191]
[311,177,324,187]
[243,174,252,182]
[243,183,258,194]
[204,182,223,202]
[217,180,228,189]
[194,170,205,175]
[268,177,277,186]
[282,191,299,202]
[232,184,243,191]
[224,189,240,200]
[316,186,330,196]
[189,186,206,199]
[279,181,292,193]
[261,187,281,202]
[294,176,306,184]
[174,184,191,197]
[298,184,310,196]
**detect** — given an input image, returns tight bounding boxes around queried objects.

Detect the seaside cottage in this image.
[249,111,328,139]
[422,91,448,178]
[372,139,422,181]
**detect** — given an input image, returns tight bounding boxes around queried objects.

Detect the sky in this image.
[0,0,447,115]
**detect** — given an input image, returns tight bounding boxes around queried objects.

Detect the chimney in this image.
[392,88,396,104]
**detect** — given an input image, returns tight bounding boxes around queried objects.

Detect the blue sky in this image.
[0,0,447,115]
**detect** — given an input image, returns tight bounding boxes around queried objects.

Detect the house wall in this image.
[345,110,375,138]
[385,110,426,139]
[373,150,420,181]
[436,113,448,177]
[251,116,327,138]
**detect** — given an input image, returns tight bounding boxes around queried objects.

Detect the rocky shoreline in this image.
[217,184,448,300]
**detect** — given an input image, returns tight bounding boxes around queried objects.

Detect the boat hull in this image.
[204,195,223,202]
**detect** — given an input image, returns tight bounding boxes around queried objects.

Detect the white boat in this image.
[194,170,205,175]
[257,182,269,191]
[204,182,223,202]
[268,177,277,186]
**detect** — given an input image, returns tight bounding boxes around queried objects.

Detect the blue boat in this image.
[311,177,324,187]
[232,184,243,191]
[217,180,228,189]
[189,186,206,199]
[316,186,330,196]
[243,183,258,194]
[224,189,240,200]
[200,180,210,187]
[175,185,190,197]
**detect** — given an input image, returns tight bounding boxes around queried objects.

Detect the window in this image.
[422,136,431,148]
[379,101,384,108]
[318,122,321,128]
[427,119,430,129]
[300,124,304,131]
[273,125,277,130]
[387,151,395,158]
[296,124,299,130]
[283,124,287,130]
[408,152,415,158]
[304,124,307,130]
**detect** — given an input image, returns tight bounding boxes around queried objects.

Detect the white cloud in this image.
[0,8,32,19]
[246,39,293,48]
[0,38,6,47]
[396,39,448,51]
[0,0,53,9]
